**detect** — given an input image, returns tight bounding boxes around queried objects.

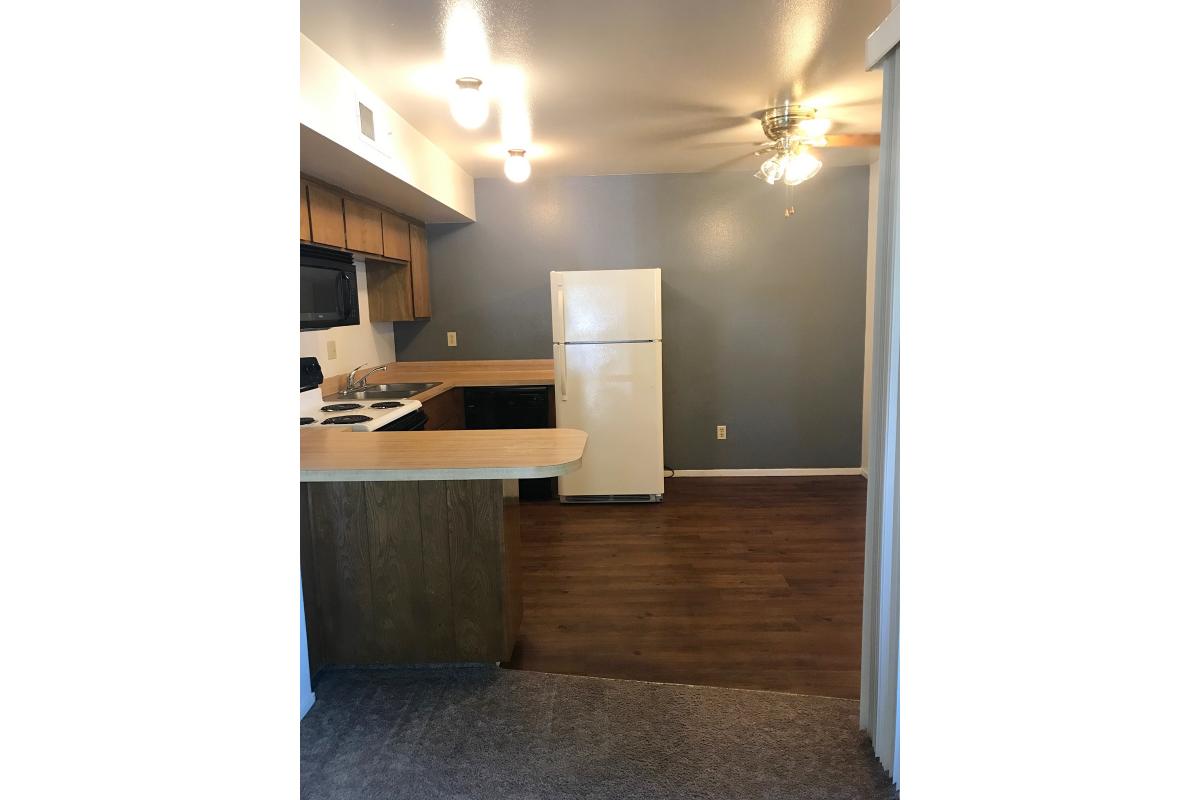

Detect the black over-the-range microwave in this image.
[300,244,359,330]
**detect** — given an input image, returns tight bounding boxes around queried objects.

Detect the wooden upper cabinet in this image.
[409,225,431,318]
[300,181,312,241]
[364,259,414,322]
[382,212,411,261]
[307,183,346,248]
[344,198,384,255]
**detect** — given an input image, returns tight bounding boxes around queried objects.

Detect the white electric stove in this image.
[300,387,425,432]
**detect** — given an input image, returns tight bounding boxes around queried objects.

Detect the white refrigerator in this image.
[551,268,664,502]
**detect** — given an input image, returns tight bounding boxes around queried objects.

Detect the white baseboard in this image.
[667,468,865,477]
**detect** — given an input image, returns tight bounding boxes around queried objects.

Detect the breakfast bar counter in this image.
[300,425,586,678]
[300,427,586,481]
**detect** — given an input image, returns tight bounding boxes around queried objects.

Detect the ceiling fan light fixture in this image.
[450,77,488,129]
[783,149,822,185]
[759,155,785,185]
[504,148,531,183]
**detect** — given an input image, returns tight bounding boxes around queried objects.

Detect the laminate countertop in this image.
[302,359,579,482]
[320,359,555,405]
[300,428,586,482]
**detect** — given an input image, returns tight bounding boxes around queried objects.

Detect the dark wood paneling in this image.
[501,487,523,652]
[303,478,520,668]
[416,480,458,660]
[299,484,324,680]
[307,482,373,662]
[365,481,426,661]
[507,476,867,699]
[447,481,504,660]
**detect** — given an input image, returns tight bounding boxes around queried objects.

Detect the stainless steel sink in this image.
[331,382,442,400]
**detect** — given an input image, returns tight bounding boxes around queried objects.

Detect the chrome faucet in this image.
[342,363,387,395]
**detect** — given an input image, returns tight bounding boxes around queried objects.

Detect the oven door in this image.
[375,409,428,431]
[300,246,359,330]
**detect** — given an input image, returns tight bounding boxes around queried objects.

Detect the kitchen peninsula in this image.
[300,397,586,680]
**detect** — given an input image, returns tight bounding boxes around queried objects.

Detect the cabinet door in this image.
[300,181,312,241]
[382,212,411,261]
[409,225,431,318]
[307,184,346,248]
[421,388,464,431]
[344,198,384,255]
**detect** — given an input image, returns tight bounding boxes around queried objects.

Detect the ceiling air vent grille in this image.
[357,102,375,141]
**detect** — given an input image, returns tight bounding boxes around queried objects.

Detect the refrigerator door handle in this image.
[557,346,567,401]
[556,285,566,340]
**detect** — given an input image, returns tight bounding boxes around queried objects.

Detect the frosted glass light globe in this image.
[760,156,785,185]
[504,149,531,183]
[783,150,822,185]
[450,78,487,129]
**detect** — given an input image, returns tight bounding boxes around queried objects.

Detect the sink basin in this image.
[331,382,442,400]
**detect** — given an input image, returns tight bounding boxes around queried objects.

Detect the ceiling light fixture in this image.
[450,77,488,129]
[752,105,828,187]
[759,156,785,185]
[783,148,822,185]
[504,148,531,183]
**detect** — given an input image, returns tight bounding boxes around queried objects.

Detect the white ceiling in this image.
[301,0,889,179]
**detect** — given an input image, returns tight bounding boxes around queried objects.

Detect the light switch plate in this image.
[716,425,727,440]
[326,340,337,360]
[447,331,458,347]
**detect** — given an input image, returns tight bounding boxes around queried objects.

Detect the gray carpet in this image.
[301,667,896,800]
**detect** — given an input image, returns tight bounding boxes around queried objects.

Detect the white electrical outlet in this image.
[447,331,458,347]
[326,340,337,360]
[716,425,727,440]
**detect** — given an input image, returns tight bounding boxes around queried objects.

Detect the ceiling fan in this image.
[750,104,880,186]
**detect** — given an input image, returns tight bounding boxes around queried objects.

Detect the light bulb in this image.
[783,150,822,185]
[450,77,487,129]
[504,149,531,183]
[760,156,785,185]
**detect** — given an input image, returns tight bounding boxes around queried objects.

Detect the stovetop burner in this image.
[370,401,404,409]
[322,403,363,412]
[321,414,372,425]
[300,417,315,425]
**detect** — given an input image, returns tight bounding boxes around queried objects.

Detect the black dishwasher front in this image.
[464,386,553,500]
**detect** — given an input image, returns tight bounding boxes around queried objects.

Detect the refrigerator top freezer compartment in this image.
[551,268,662,345]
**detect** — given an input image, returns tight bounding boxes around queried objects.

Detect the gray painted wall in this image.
[394,170,869,469]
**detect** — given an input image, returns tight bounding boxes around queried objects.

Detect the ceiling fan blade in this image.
[818,134,881,148]
[702,150,761,172]
[685,140,771,150]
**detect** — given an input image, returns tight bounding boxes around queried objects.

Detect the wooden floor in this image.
[505,476,867,699]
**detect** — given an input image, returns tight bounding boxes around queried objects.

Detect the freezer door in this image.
[555,341,664,497]
[551,268,661,343]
